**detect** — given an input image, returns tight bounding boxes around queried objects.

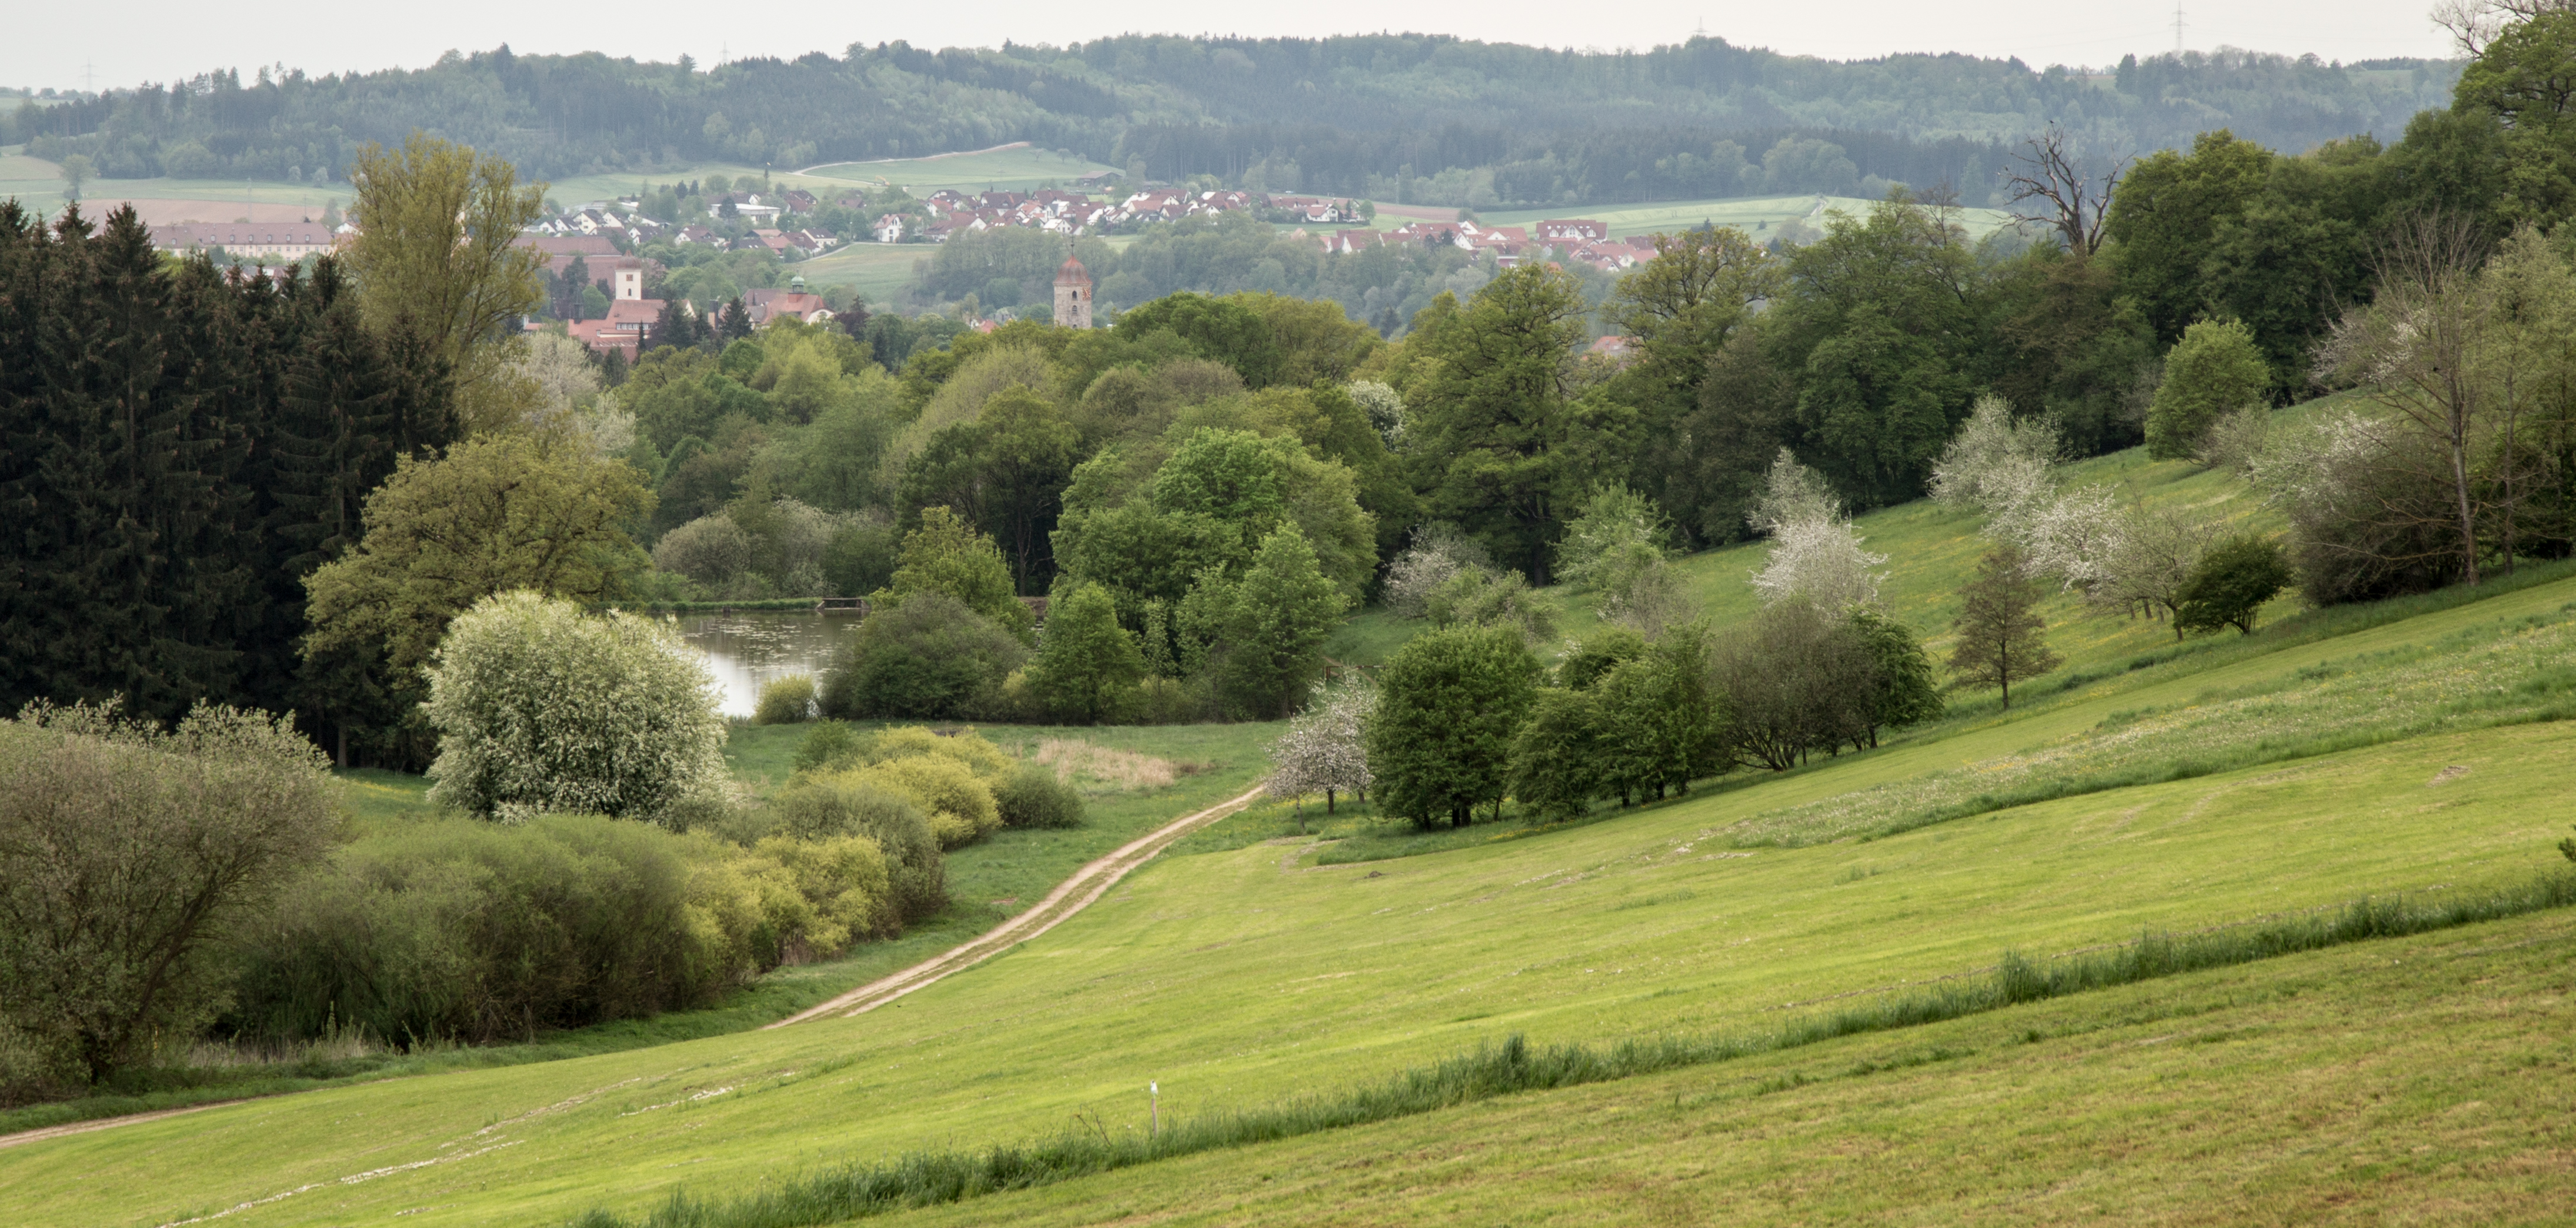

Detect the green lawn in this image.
[11,562,2571,1226]
[792,242,932,305]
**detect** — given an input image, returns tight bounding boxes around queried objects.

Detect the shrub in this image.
[423,592,730,823]
[761,776,946,923]
[227,815,895,1045]
[654,514,756,586]
[755,675,819,725]
[2146,319,2269,460]
[0,703,338,1090]
[1423,566,1558,645]
[1556,486,1681,626]
[993,763,1086,829]
[826,754,1000,849]
[2175,535,2296,635]
[1715,600,1878,770]
[1383,525,1489,619]
[792,722,864,773]
[1367,625,1542,829]
[1559,627,1648,690]
[820,592,1029,720]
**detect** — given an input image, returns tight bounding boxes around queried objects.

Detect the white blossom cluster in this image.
[1266,677,1376,807]
[1747,450,1886,612]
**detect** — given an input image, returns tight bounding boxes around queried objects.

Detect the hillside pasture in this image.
[805,144,1119,194]
[7,567,2571,1226]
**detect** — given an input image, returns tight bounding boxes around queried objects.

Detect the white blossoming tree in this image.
[1750,516,1890,612]
[1265,677,1377,830]
[424,590,731,824]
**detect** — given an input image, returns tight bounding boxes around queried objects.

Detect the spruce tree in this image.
[1948,545,2062,709]
[719,296,754,340]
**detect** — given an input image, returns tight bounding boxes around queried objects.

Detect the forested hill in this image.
[6,36,2456,208]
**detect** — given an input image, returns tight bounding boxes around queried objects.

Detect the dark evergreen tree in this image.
[718,296,753,340]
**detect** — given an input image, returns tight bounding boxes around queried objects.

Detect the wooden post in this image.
[1150,1080,1159,1137]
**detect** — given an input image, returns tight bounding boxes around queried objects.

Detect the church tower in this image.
[1053,256,1093,329]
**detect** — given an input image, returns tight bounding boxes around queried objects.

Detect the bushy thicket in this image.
[227,814,895,1045]
[785,724,1085,850]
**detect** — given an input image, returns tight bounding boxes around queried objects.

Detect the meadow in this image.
[6,545,2570,1225]
[804,144,1119,194]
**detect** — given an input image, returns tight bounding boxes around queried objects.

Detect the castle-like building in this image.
[1053,256,1093,329]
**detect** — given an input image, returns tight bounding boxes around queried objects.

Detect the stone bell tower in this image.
[1053,256,1093,329]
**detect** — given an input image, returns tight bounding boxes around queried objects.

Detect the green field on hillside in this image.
[806,145,1119,193]
[9,542,2572,1224]
[793,242,933,304]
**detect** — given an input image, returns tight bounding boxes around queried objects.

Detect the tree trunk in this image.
[1325,788,1336,815]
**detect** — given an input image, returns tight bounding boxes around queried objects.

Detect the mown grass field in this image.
[8,545,2572,1224]
[805,145,1118,193]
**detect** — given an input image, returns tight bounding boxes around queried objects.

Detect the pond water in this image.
[677,610,863,718]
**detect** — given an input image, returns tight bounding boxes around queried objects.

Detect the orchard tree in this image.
[1948,545,2063,709]
[1266,677,1376,828]
[1367,624,1541,829]
[2175,535,2296,635]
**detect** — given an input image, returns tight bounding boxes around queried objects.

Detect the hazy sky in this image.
[11,0,2456,94]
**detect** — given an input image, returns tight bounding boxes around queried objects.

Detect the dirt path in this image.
[0,1100,244,1151]
[770,784,1265,1027]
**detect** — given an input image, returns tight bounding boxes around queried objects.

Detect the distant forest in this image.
[4,36,2458,209]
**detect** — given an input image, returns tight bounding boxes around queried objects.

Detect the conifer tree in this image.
[719,296,754,340]
[1948,545,2061,709]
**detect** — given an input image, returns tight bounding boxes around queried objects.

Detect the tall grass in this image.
[566,868,2576,1228]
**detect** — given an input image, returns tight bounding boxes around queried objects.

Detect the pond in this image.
[677,609,862,718]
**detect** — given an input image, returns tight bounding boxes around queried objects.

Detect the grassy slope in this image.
[9,560,2573,1224]
[896,908,2576,1226]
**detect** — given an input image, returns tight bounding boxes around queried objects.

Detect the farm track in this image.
[0,785,1264,1151]
[770,784,1266,1026]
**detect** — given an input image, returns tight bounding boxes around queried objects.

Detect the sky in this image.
[9,0,2457,95]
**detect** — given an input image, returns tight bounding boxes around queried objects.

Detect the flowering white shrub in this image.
[1383,525,1489,619]
[1745,448,1843,538]
[1750,515,1888,612]
[1929,395,2061,531]
[425,590,730,824]
[1267,677,1376,821]
[1346,381,1406,449]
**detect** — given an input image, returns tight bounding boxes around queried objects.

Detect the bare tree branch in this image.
[2003,126,2128,258]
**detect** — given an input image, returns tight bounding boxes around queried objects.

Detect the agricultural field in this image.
[1293,194,2021,243]
[8,491,2572,1225]
[804,143,1119,194]
[0,149,347,223]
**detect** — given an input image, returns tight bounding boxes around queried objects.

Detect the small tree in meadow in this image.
[2174,535,2296,635]
[1948,546,2063,709]
[1266,677,1376,828]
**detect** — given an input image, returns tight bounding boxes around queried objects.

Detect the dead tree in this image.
[2003,127,2127,258]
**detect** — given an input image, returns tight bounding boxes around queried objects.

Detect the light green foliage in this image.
[1948,545,2062,709]
[2452,11,2576,231]
[876,508,1036,639]
[759,770,945,923]
[797,725,1030,849]
[1422,565,1559,646]
[1403,266,1621,582]
[2147,319,2270,460]
[2175,535,2297,635]
[753,675,817,725]
[343,133,546,429]
[423,592,729,823]
[1506,687,1607,822]
[0,703,337,1089]
[1367,624,1543,829]
[303,434,653,678]
[1554,486,1683,626]
[1026,582,1146,723]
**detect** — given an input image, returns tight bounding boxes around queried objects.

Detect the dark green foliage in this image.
[228,815,751,1047]
[993,764,1085,829]
[1845,608,1944,739]
[0,204,447,755]
[565,869,2576,1228]
[820,593,1028,720]
[1210,527,1351,719]
[2175,535,2295,635]
[1506,688,1607,822]
[2454,12,2576,231]
[1948,546,2063,709]
[1367,625,1542,829]
[1714,600,1879,770]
